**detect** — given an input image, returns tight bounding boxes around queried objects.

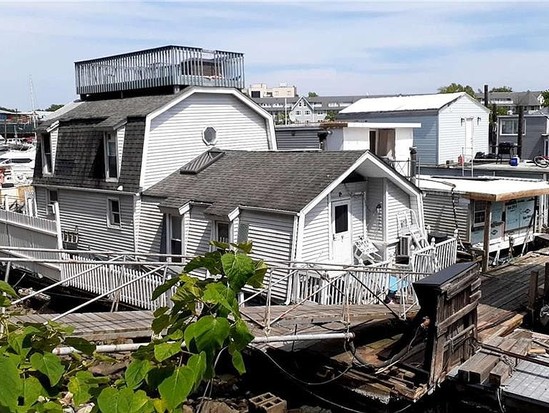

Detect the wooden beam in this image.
[529,270,539,310]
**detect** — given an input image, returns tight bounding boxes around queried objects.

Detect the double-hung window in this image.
[107,198,121,227]
[104,132,118,180]
[170,215,183,262]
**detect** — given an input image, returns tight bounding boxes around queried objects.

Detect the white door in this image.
[332,200,352,264]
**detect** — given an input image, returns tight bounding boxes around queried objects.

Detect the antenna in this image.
[29,75,37,128]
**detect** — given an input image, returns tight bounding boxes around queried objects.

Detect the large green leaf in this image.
[23,376,45,408]
[64,336,96,356]
[0,280,17,298]
[233,241,253,254]
[186,352,206,391]
[0,356,22,411]
[125,359,153,389]
[203,283,238,314]
[248,260,268,288]
[68,370,106,406]
[157,366,195,410]
[154,341,182,362]
[229,319,254,352]
[185,316,230,353]
[230,350,246,375]
[151,313,171,335]
[0,295,12,307]
[151,277,180,301]
[8,333,29,357]
[97,387,153,413]
[184,251,223,274]
[30,352,65,387]
[221,253,255,291]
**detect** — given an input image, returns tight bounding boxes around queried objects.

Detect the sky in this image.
[1,0,549,111]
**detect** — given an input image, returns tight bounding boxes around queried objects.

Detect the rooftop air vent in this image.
[180,148,225,175]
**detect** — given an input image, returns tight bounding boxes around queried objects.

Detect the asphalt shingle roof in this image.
[144,150,367,216]
[39,93,183,129]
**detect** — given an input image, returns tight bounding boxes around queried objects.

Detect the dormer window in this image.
[104,132,118,180]
[41,133,52,175]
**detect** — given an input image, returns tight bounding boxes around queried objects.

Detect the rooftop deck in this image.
[75,45,245,97]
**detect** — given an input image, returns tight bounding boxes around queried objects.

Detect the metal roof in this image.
[340,92,467,114]
[417,175,549,202]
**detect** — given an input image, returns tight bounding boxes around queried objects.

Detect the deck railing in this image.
[75,45,245,95]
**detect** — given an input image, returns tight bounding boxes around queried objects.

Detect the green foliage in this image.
[490,86,513,92]
[542,90,549,107]
[438,83,476,97]
[324,110,337,122]
[307,91,318,97]
[44,104,64,112]
[0,243,263,412]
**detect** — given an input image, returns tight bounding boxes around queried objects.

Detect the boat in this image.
[0,146,36,187]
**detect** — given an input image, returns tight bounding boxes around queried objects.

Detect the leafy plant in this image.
[0,241,265,412]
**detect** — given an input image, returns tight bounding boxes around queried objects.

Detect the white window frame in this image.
[213,221,231,245]
[107,198,121,228]
[500,119,524,136]
[202,127,218,146]
[41,133,53,175]
[104,132,119,181]
[46,189,58,216]
[472,200,487,229]
[167,214,183,262]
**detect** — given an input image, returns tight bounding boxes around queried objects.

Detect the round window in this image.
[202,127,217,145]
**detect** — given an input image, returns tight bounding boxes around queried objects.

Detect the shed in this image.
[338,93,490,166]
[417,175,549,270]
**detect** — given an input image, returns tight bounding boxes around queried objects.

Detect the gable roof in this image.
[340,92,483,115]
[144,150,369,216]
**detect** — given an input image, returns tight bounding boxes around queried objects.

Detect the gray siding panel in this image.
[276,130,320,150]
[137,197,164,255]
[351,194,365,243]
[144,93,271,190]
[43,190,135,251]
[186,206,212,257]
[302,198,329,262]
[366,178,384,241]
[423,192,469,241]
[386,180,411,242]
[240,210,294,301]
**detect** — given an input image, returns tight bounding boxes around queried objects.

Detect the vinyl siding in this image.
[50,127,59,173]
[423,192,470,242]
[439,96,489,164]
[186,206,212,257]
[343,113,439,165]
[137,196,164,255]
[143,93,271,190]
[301,198,330,262]
[386,180,411,242]
[240,210,294,301]
[38,189,135,251]
[116,126,125,178]
[366,178,384,241]
[351,194,365,243]
[35,187,49,217]
[276,129,320,150]
[521,116,547,160]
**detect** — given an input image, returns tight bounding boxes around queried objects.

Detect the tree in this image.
[307,91,318,98]
[437,83,476,97]
[541,90,549,107]
[490,86,513,93]
[45,104,64,112]
[324,110,337,122]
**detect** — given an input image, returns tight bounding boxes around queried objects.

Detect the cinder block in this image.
[248,392,287,413]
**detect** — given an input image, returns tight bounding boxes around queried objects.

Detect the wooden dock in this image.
[11,249,549,408]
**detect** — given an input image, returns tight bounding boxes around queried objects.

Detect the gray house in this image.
[142,149,425,299]
[338,92,490,166]
[498,109,549,161]
[32,46,276,253]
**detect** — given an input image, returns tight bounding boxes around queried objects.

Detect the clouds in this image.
[1,1,548,109]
